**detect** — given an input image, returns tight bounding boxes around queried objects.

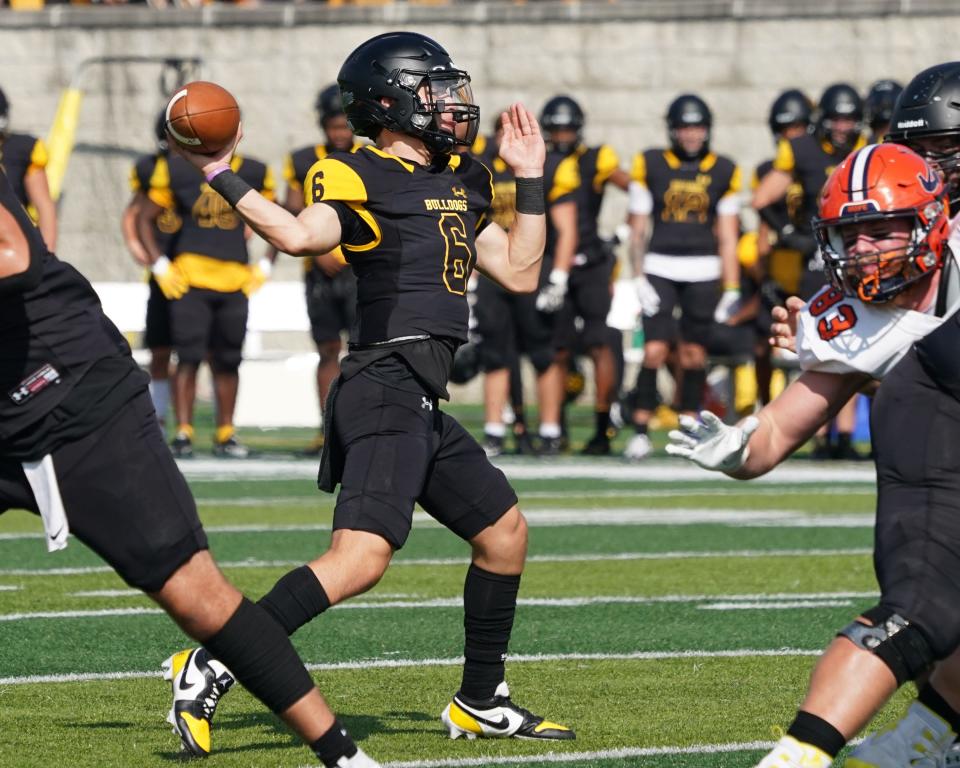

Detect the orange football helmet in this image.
[813,142,950,303]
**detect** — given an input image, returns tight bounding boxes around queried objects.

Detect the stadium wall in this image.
[2,2,959,280]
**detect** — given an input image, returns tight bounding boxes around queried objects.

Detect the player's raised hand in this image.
[498,103,545,179]
[169,123,244,179]
[769,295,805,353]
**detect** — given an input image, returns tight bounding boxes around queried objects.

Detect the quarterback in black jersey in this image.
[121,113,182,434]
[164,31,575,749]
[0,167,383,767]
[0,87,57,251]
[276,84,363,455]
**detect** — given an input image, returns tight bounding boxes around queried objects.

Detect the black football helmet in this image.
[315,83,344,126]
[666,94,712,160]
[768,88,812,136]
[864,79,903,133]
[540,95,584,153]
[886,62,960,208]
[154,111,169,153]
[337,31,479,154]
[814,83,864,152]
[0,87,9,136]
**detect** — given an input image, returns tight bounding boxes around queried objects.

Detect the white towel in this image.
[21,454,69,552]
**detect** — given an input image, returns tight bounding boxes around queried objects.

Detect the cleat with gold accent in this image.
[161,648,235,757]
[440,681,575,741]
[844,701,956,767]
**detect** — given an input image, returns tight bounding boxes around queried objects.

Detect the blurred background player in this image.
[137,143,274,458]
[540,95,630,456]
[121,112,182,436]
[625,93,742,460]
[471,113,549,456]
[0,86,57,251]
[752,88,812,404]
[753,82,867,459]
[864,78,903,142]
[276,84,362,456]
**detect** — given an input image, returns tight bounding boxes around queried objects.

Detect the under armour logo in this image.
[421,397,433,411]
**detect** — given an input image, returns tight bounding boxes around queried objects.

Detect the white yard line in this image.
[0,591,877,622]
[176,457,875,484]
[699,600,855,610]
[0,647,821,686]
[0,547,873,577]
[381,741,776,768]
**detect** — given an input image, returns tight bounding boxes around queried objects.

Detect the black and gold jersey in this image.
[130,152,181,257]
[0,132,48,213]
[753,158,804,293]
[305,145,494,345]
[475,141,516,232]
[543,147,581,260]
[284,141,362,277]
[773,133,866,233]
[631,149,741,256]
[147,154,274,292]
[0,168,139,455]
[572,143,620,263]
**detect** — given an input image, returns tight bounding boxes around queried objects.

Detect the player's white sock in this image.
[484,422,506,438]
[539,423,561,439]
[149,378,171,424]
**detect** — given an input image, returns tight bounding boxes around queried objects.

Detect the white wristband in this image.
[257,257,273,277]
[152,255,171,276]
[549,268,569,287]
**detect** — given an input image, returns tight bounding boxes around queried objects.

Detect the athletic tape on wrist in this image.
[514,176,545,215]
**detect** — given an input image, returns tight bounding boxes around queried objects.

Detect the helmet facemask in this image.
[815,205,946,303]
[396,68,479,153]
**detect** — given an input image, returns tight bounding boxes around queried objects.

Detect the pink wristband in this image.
[205,165,231,183]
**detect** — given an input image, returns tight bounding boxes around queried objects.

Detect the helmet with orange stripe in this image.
[812,143,950,303]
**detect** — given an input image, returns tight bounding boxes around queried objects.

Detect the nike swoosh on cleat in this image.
[466,712,510,730]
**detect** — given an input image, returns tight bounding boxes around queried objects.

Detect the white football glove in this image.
[665,410,759,472]
[633,275,660,317]
[536,268,568,313]
[713,288,741,323]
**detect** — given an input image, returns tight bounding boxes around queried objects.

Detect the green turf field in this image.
[0,408,892,767]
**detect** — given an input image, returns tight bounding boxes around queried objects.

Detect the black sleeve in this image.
[0,246,43,295]
[322,200,374,248]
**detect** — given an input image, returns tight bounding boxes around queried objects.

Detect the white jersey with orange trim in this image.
[796,284,947,378]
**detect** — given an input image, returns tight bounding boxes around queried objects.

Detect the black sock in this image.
[460,563,521,701]
[258,565,331,636]
[310,718,357,768]
[634,423,648,436]
[919,683,960,733]
[786,710,846,758]
[836,432,852,451]
[203,597,315,714]
[594,410,610,438]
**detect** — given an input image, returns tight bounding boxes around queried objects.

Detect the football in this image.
[164,81,240,155]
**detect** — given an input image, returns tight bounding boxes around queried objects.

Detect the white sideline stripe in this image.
[0,592,877,621]
[0,547,873,576]
[0,584,20,591]
[69,589,141,598]
[176,457,875,484]
[381,741,776,768]
[0,647,821,686]
[700,600,854,610]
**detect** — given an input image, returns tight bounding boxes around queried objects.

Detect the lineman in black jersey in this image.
[162,32,575,749]
[625,94,742,460]
[753,83,867,460]
[121,113,182,434]
[278,84,363,455]
[136,149,275,458]
[540,95,630,455]
[0,87,57,250]
[0,167,384,767]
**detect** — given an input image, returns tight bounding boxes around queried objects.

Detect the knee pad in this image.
[838,607,935,685]
[478,343,508,374]
[210,348,242,375]
[678,367,707,413]
[528,346,554,375]
[580,318,610,351]
[634,366,659,411]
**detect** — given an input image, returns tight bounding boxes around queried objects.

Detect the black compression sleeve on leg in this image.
[786,710,846,758]
[634,366,659,411]
[460,563,521,702]
[258,565,331,635]
[678,367,707,413]
[203,597,315,714]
